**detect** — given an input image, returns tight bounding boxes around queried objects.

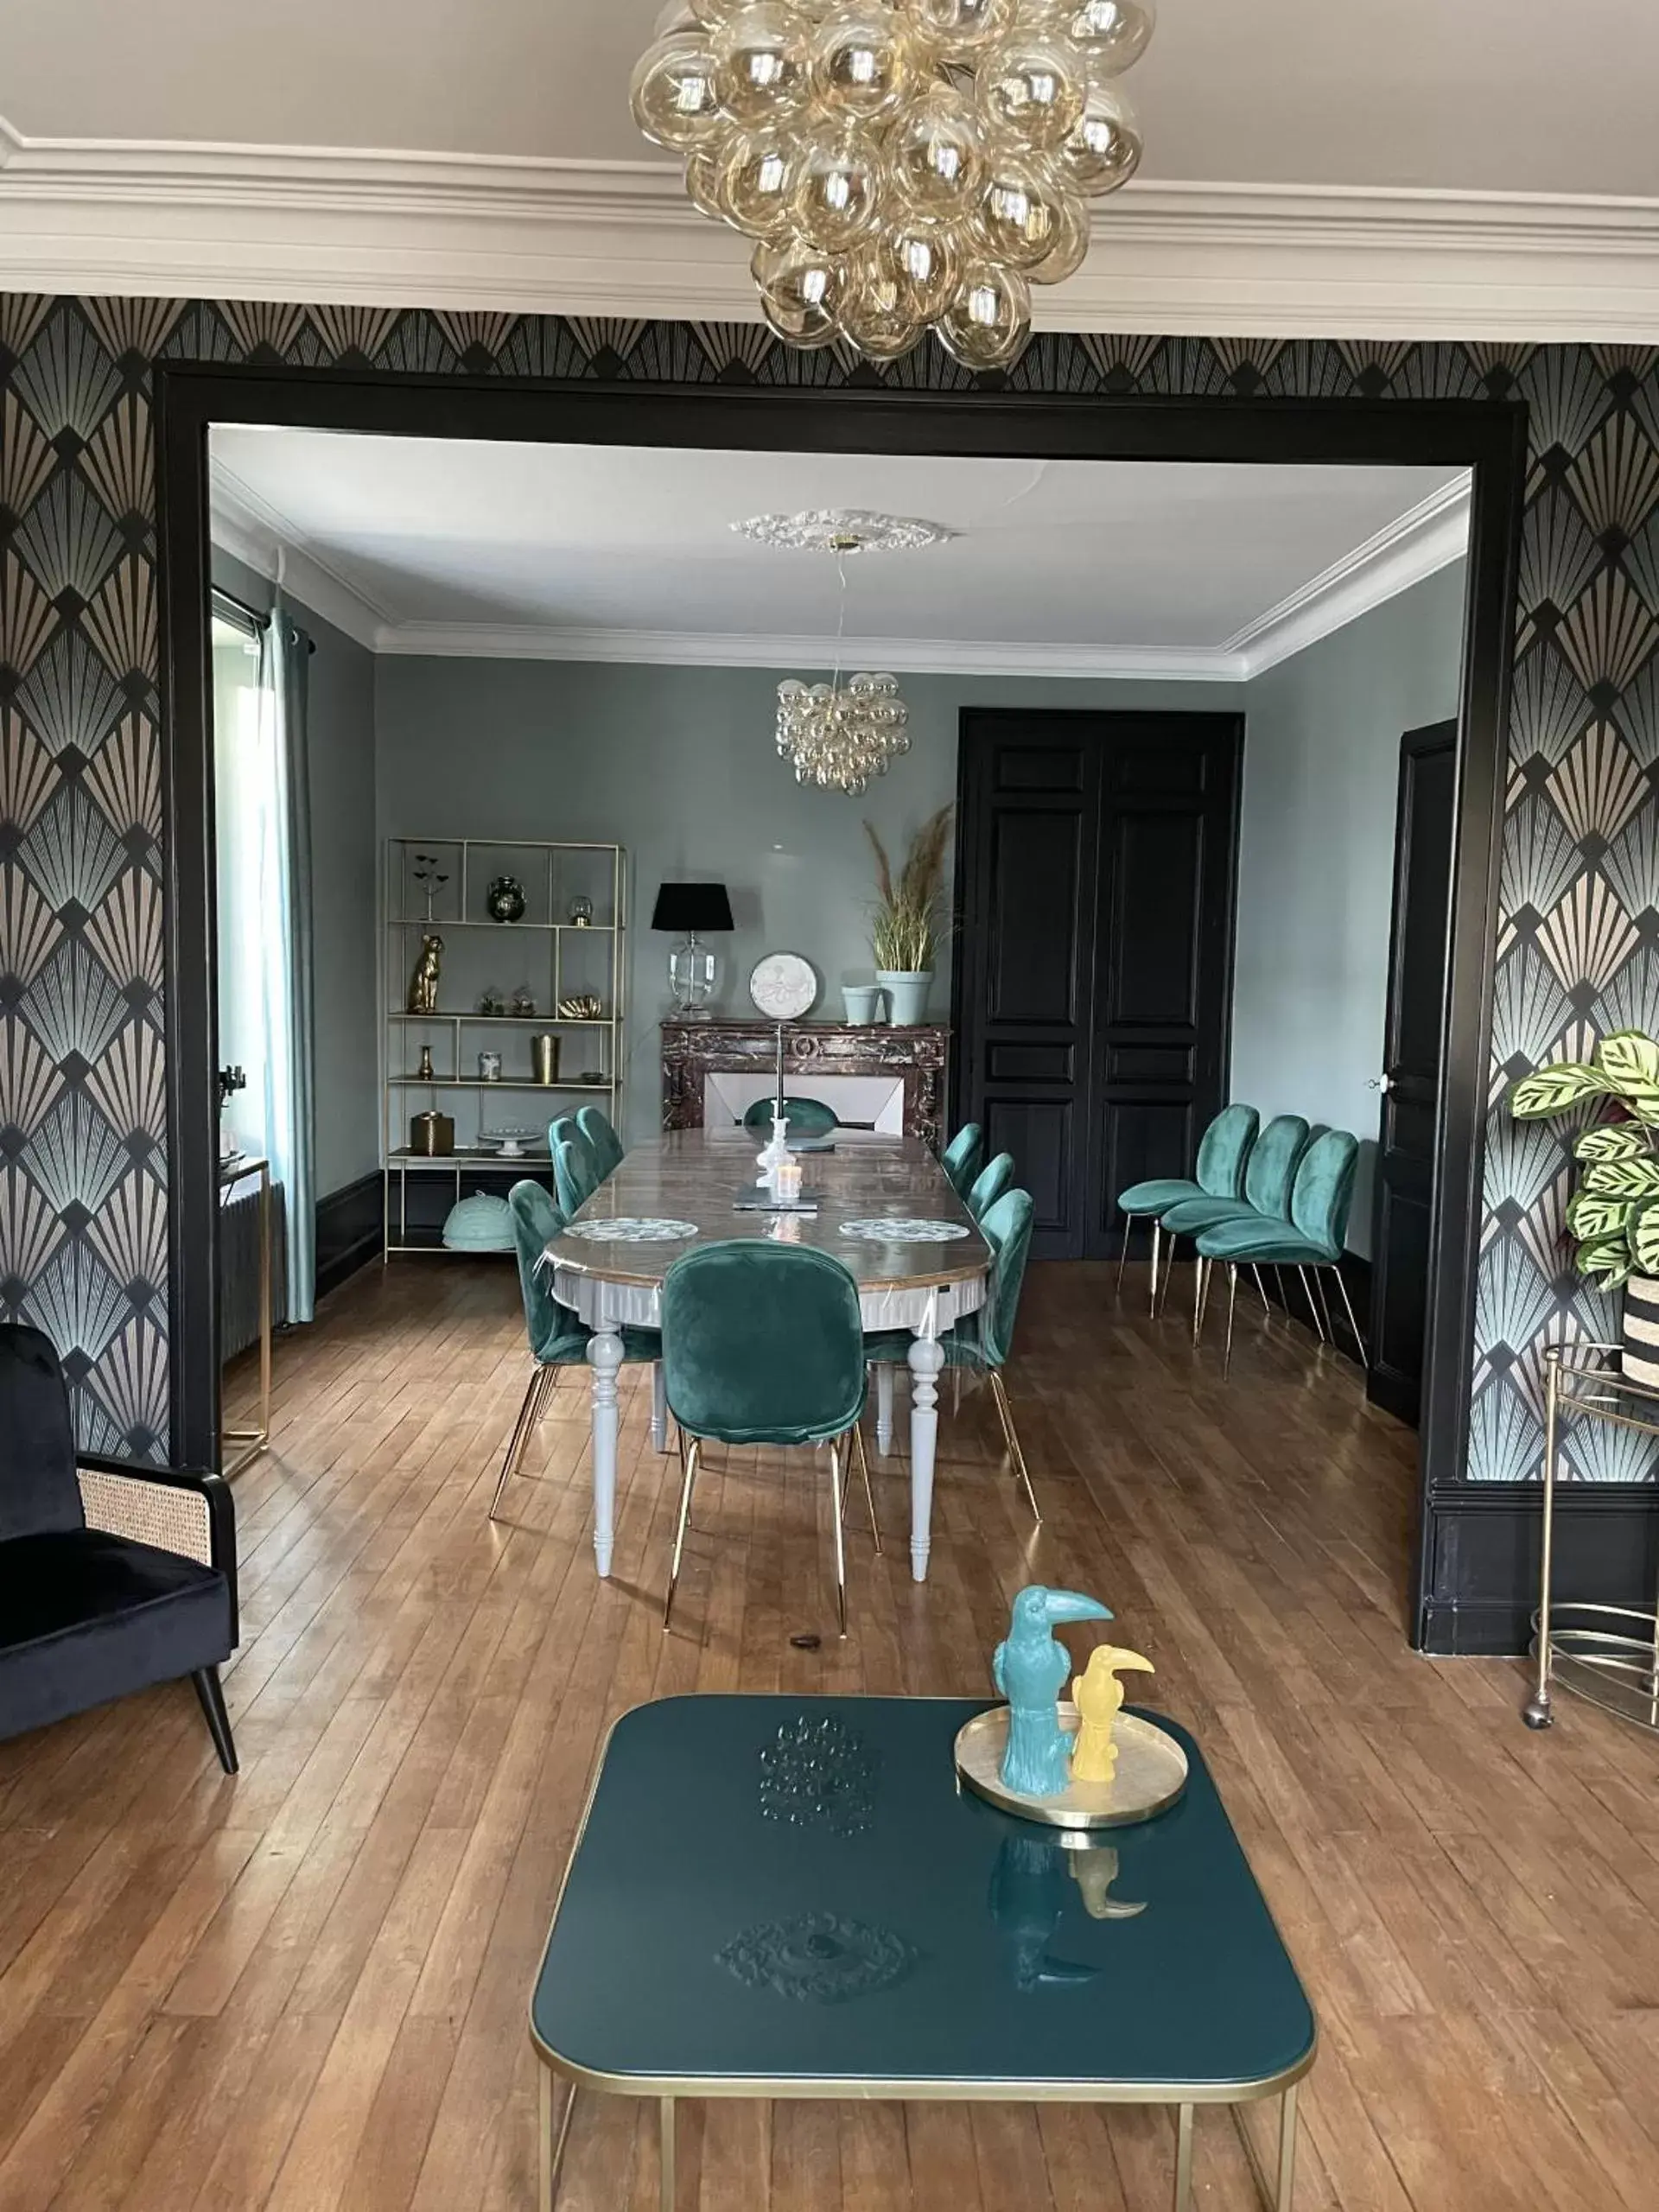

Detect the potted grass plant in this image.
[1509,1028,1659,1387]
[866,804,952,1026]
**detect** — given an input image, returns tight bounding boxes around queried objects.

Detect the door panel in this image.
[954,710,1241,1261]
[1368,720,1457,1426]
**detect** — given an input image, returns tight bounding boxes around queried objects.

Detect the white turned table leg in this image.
[588,1319,623,1577]
[907,1325,944,1582]
[651,1359,668,1452]
[876,1362,894,1456]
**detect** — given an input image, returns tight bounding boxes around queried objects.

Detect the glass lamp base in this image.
[669,938,719,1019]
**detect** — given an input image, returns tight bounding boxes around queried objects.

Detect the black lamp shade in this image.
[651,881,734,933]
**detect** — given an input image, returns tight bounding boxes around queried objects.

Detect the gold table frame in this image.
[531,1703,1312,2212]
[1525,1343,1659,1733]
[219,1154,272,1478]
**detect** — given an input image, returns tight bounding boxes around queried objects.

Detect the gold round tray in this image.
[954,1703,1188,1830]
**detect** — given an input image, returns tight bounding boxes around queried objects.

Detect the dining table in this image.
[542,1127,992,1584]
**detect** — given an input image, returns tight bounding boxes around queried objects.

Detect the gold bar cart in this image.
[1525,1342,1659,1732]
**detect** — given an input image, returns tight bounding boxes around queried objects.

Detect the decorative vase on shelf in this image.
[486,875,525,923]
[877,970,931,1026]
[842,984,881,1026]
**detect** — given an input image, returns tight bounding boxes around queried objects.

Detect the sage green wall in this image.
[374,658,1244,1147]
[212,550,381,1199]
[1231,559,1469,1258]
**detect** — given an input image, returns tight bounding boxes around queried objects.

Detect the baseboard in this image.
[1417,1482,1659,1656]
[316,1171,383,1301]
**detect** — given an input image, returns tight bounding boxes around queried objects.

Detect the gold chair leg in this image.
[829,1441,849,1638]
[662,1437,701,1630]
[1312,1267,1338,1351]
[1222,1263,1238,1380]
[490,1364,553,1521]
[1149,1221,1163,1319]
[990,1369,1041,1526]
[1251,1265,1270,1313]
[1298,1265,1329,1344]
[851,1419,880,1553]
[1192,1255,1208,1347]
[1115,1214,1134,1301]
[1333,1267,1367,1360]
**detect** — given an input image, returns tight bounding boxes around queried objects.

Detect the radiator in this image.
[219,1180,289,1360]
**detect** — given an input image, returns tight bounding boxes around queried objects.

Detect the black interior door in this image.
[1368,719,1457,1425]
[954,711,1242,1261]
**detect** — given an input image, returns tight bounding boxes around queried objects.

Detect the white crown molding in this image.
[371,622,1248,680]
[5,114,1659,339]
[1225,474,1471,677]
[208,464,388,650]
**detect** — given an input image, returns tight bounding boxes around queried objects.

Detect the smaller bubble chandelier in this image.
[735,508,950,795]
[632,0,1154,371]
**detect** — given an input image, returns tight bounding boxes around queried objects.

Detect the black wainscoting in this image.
[1420,1486,1659,1656]
[316,1172,384,1301]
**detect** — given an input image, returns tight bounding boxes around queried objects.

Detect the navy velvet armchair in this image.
[0,1323,240,1772]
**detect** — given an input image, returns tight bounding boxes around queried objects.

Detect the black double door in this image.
[952,710,1243,1261]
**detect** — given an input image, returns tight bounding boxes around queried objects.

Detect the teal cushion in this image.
[1162,1116,1311,1235]
[967,1152,1014,1220]
[1116,1178,1204,1214]
[941,1123,982,1197]
[866,1187,1033,1376]
[575,1104,624,1179]
[662,1242,866,1446]
[1159,1194,1261,1235]
[508,1179,658,1365]
[1194,1103,1261,1198]
[741,1095,839,1138]
[1193,1221,1338,1266]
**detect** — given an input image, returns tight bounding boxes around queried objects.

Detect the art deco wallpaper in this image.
[0,299,1655,1478]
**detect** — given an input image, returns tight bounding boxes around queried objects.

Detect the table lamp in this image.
[652,881,734,1018]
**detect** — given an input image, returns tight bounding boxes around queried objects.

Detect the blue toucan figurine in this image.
[993,1585,1113,1796]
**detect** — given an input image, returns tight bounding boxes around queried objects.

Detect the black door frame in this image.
[154,366,1526,1649]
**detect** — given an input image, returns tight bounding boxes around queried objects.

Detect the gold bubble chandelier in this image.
[632,0,1154,370]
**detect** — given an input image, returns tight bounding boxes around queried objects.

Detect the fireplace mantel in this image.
[661,1021,950,1148]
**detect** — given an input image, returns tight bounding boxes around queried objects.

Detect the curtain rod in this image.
[211,585,269,632]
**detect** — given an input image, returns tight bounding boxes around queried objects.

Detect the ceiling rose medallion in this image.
[632,0,1154,370]
[734,508,952,793]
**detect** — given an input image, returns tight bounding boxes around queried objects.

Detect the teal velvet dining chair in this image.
[1113,1103,1260,1316]
[1159,1114,1311,1337]
[489,1180,661,1522]
[575,1103,624,1181]
[550,1120,600,1218]
[1192,1129,1362,1376]
[659,1242,876,1637]
[740,1095,839,1140]
[863,1188,1039,1527]
[966,1150,1014,1221]
[941,1122,983,1198]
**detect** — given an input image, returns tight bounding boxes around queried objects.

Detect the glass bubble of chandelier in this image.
[632,0,1154,370]
[736,509,950,794]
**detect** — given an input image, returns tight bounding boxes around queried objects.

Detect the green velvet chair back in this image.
[1195,1103,1261,1198]
[740,1095,839,1139]
[552,1136,595,1222]
[1287,1129,1359,1254]
[660,1242,867,1446]
[575,1104,624,1180]
[976,1188,1034,1369]
[550,1115,601,1194]
[941,1122,983,1197]
[968,1151,1014,1220]
[507,1180,580,1363]
[1242,1115,1312,1218]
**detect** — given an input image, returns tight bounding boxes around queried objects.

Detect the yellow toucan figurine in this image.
[1070,1643,1155,1784]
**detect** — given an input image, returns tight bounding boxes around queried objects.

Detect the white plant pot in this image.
[877,969,932,1026]
[1623,1274,1659,1391]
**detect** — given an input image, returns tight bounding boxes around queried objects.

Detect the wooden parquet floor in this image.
[3,1258,1658,2212]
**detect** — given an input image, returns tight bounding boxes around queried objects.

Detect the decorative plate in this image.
[563,1217,699,1243]
[749,952,819,1022]
[838,1217,970,1243]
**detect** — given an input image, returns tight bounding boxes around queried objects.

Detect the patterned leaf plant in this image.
[1510,1029,1659,1289]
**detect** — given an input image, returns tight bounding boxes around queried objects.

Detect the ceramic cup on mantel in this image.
[842,984,881,1026]
[877,970,931,1025]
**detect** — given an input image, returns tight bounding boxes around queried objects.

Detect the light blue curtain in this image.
[265,594,317,1320]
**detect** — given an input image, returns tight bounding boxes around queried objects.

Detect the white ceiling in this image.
[4,0,1656,194]
[207,429,1467,679]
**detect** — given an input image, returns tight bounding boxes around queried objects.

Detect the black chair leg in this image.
[193,1666,238,1774]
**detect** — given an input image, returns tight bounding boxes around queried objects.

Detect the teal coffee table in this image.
[530,1695,1315,2210]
